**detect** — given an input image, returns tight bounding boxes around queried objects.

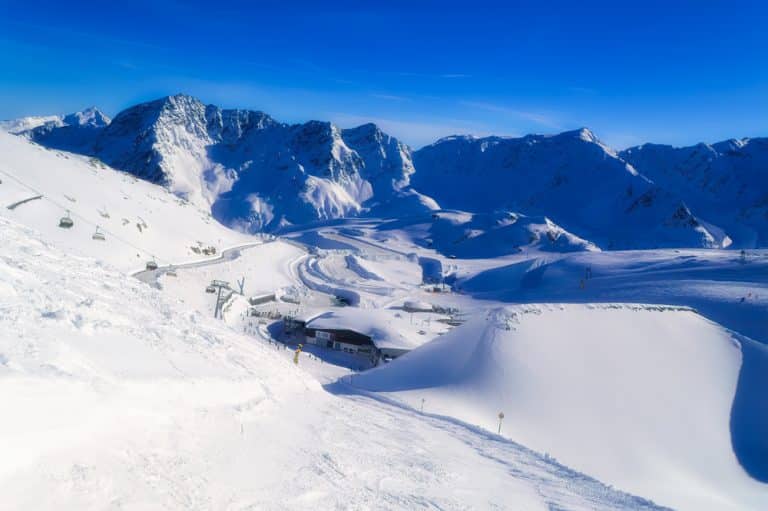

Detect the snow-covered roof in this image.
[305,308,424,351]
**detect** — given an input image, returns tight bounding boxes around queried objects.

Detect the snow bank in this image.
[351,303,768,510]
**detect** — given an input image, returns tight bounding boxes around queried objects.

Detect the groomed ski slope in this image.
[351,304,768,511]
[0,217,669,510]
[459,248,768,345]
[0,130,254,272]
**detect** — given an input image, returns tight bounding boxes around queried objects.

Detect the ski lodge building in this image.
[285,309,418,364]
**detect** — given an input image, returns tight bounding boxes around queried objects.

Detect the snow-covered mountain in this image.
[2,102,767,510]
[0,114,64,134]
[18,106,111,153]
[621,138,768,248]
[412,129,730,249]
[8,97,767,250]
[2,106,110,134]
[16,94,435,231]
[377,209,599,258]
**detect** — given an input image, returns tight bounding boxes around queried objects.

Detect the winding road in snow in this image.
[131,241,268,285]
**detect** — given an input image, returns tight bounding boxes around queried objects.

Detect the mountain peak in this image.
[163,92,202,104]
[554,127,598,143]
[345,122,380,136]
[577,127,597,141]
[156,94,207,116]
[62,107,110,128]
[430,134,481,145]
[342,122,389,145]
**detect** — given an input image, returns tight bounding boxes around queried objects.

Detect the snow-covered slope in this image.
[0,114,64,134]
[0,130,254,272]
[0,216,671,510]
[16,94,436,231]
[377,209,599,258]
[412,129,729,249]
[352,304,768,511]
[621,138,768,248]
[458,248,768,346]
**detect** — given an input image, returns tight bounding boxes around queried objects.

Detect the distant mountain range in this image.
[620,140,768,248]
[3,93,766,249]
[413,129,730,250]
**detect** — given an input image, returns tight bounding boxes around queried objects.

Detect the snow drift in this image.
[351,304,768,511]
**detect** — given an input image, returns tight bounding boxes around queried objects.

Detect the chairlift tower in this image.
[210,280,231,319]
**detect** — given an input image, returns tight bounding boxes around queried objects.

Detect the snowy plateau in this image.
[0,95,767,511]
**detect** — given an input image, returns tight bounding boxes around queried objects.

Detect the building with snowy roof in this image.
[290,308,428,364]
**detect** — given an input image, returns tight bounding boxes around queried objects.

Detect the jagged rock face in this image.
[9,95,761,248]
[18,94,435,231]
[621,139,768,247]
[411,129,729,249]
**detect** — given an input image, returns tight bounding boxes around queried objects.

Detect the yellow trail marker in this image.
[294,344,303,365]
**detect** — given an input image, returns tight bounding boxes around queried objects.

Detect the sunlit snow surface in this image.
[2,127,767,510]
[0,217,670,510]
[351,304,768,511]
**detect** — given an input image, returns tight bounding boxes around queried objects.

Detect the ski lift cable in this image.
[0,166,169,265]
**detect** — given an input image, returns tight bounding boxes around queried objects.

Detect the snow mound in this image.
[351,303,768,511]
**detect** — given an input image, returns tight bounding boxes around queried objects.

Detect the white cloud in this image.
[391,71,471,80]
[600,132,644,150]
[459,101,562,129]
[329,112,496,148]
[369,93,409,101]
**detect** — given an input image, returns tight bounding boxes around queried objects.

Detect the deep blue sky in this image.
[1,0,766,149]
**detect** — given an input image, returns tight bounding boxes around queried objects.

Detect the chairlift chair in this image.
[58,211,74,229]
[145,258,158,271]
[166,267,177,277]
[92,226,106,241]
[205,285,216,294]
